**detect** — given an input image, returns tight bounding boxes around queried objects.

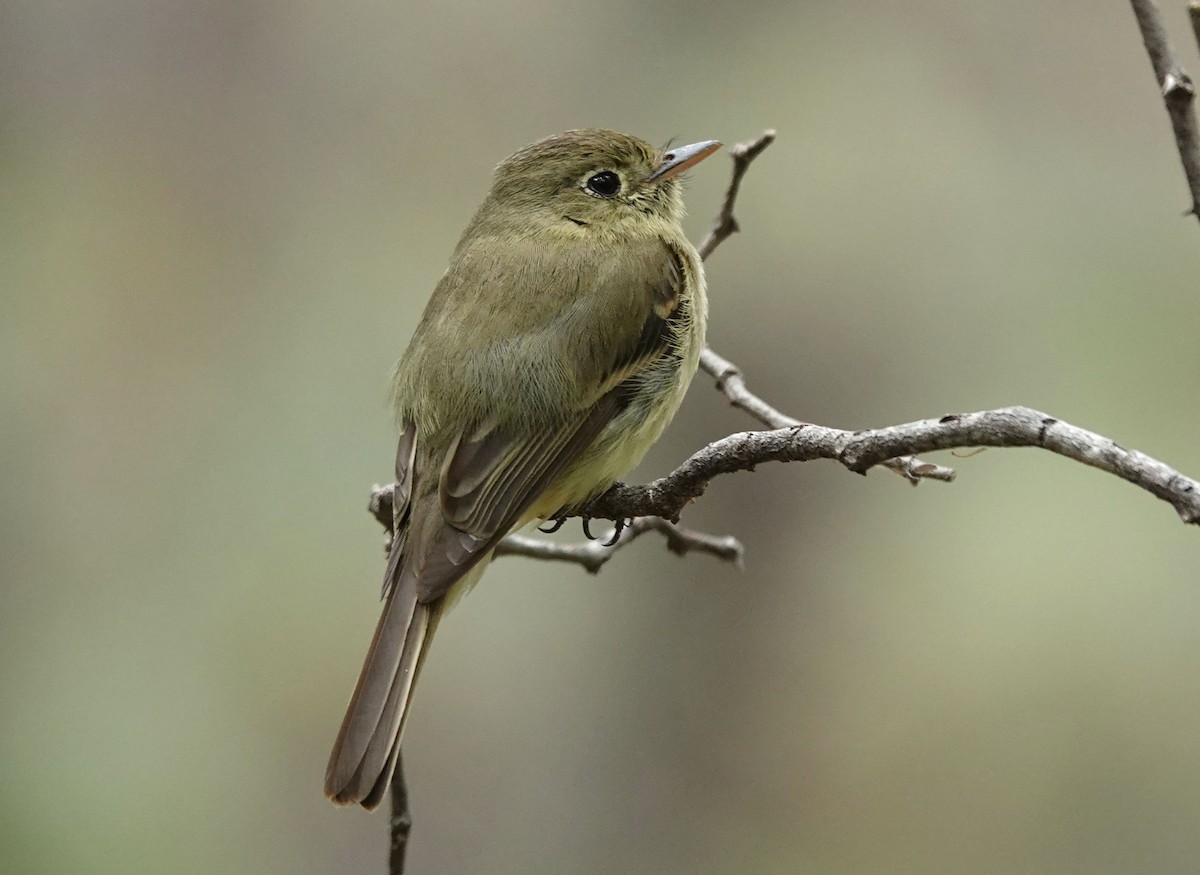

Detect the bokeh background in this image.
[4,1,1200,872]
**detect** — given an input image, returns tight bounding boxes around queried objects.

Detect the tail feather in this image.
[325,547,433,809]
[326,485,498,810]
[358,606,443,810]
[348,598,432,806]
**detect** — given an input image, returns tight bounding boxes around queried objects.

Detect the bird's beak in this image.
[648,139,722,182]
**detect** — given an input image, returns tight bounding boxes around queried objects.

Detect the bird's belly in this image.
[527,352,695,520]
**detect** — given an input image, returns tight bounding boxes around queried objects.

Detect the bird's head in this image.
[481,129,721,239]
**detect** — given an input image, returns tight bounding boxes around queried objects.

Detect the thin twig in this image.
[697,130,776,259]
[694,139,953,486]
[1130,0,1200,219]
[1191,3,1200,58]
[699,346,799,429]
[496,517,744,573]
[388,752,412,875]
[698,346,955,485]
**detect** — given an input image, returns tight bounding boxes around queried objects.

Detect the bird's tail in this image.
[324,544,441,811]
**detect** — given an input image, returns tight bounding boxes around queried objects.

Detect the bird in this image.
[325,129,721,809]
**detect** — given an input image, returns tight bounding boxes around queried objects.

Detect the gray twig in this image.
[697,129,777,260]
[373,402,1200,568]
[496,517,744,573]
[1130,0,1200,219]
[697,346,956,485]
[1191,3,1200,58]
[388,752,411,875]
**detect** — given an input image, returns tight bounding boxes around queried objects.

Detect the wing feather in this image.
[417,387,624,604]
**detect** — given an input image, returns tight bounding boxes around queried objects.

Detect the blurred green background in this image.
[4,1,1200,872]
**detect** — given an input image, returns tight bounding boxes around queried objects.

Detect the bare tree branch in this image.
[697,129,776,260]
[1191,2,1200,57]
[496,517,744,573]
[577,407,1200,526]
[693,142,954,486]
[699,346,799,429]
[698,346,956,484]
[375,402,1200,547]
[372,484,745,569]
[1130,0,1200,219]
[388,752,412,875]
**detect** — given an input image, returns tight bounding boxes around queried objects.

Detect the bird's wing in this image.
[417,238,689,602]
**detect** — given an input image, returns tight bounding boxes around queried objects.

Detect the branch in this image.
[693,138,953,486]
[577,407,1200,526]
[697,129,776,259]
[1130,0,1200,219]
[1192,3,1200,58]
[388,752,411,875]
[496,517,743,573]
[698,346,956,485]
[373,404,1200,560]
[371,485,744,569]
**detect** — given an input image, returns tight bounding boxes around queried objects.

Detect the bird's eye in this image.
[585,171,621,198]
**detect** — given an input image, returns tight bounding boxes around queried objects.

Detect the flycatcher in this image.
[325,129,721,809]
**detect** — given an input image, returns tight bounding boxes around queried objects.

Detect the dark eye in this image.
[585,171,621,198]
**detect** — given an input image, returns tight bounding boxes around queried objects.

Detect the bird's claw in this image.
[601,518,628,547]
[540,515,627,546]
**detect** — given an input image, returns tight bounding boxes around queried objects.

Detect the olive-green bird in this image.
[325,129,721,809]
